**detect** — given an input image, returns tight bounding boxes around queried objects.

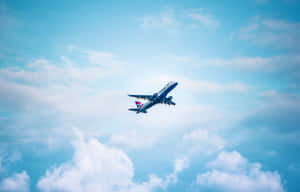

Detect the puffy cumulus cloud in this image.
[0,171,30,192]
[37,130,188,192]
[239,16,300,52]
[165,157,189,184]
[196,151,285,192]
[181,129,225,155]
[129,157,188,192]
[206,151,248,173]
[37,129,133,192]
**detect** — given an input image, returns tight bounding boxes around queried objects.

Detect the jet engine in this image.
[164,96,174,105]
[152,93,158,100]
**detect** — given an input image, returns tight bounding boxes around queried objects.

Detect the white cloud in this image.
[187,9,219,29]
[139,9,178,32]
[139,8,219,32]
[165,157,189,185]
[197,151,285,192]
[38,129,188,192]
[0,53,124,85]
[206,151,248,173]
[0,171,30,192]
[197,55,300,76]
[148,74,250,93]
[182,129,225,155]
[84,50,125,70]
[109,130,155,149]
[0,49,128,116]
[0,52,238,148]
[239,16,300,52]
[0,48,130,147]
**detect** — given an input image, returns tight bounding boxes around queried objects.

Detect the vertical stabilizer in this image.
[135,101,143,109]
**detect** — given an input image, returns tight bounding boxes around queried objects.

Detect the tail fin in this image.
[135,101,143,109]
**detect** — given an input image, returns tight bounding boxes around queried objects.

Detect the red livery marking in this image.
[135,101,143,109]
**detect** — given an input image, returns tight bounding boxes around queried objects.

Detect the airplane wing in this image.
[128,94,153,100]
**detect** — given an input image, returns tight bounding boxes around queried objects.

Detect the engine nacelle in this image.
[152,93,158,100]
[163,96,173,104]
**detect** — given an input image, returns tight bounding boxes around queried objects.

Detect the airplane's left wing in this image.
[128,94,152,100]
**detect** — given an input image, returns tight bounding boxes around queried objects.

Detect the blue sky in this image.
[0,0,300,191]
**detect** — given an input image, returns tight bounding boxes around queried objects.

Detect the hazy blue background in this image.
[0,0,299,191]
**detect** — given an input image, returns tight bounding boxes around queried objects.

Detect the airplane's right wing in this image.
[128,94,152,100]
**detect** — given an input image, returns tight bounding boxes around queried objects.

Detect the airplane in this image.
[128,81,178,114]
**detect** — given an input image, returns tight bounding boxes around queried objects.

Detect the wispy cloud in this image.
[147,74,250,93]
[139,8,219,32]
[239,16,300,52]
[196,55,300,81]
[108,130,156,149]
[139,9,179,32]
[187,8,219,29]
[181,129,225,155]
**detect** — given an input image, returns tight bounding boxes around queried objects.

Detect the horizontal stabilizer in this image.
[128,108,139,112]
[128,108,147,113]
[169,101,176,105]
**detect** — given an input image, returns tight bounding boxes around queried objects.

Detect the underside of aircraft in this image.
[128,81,178,114]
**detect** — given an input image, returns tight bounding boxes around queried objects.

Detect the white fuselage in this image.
[138,81,178,113]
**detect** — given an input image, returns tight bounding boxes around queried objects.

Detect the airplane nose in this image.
[175,82,178,86]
